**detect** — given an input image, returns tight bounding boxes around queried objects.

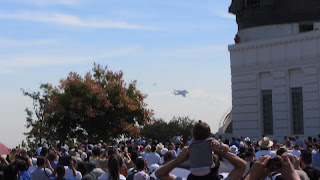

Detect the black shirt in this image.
[303,166,320,180]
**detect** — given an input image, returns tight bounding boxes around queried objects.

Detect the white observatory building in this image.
[226,0,320,141]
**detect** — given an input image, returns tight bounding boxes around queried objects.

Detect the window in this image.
[292,87,304,134]
[262,90,273,135]
[245,0,260,8]
[299,24,314,32]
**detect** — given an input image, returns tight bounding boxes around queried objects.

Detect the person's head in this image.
[258,137,273,150]
[56,165,66,178]
[37,156,46,167]
[276,148,287,156]
[167,143,174,151]
[87,161,96,172]
[10,149,17,155]
[76,162,87,176]
[92,147,100,157]
[192,120,210,140]
[151,145,156,153]
[301,150,312,165]
[19,148,27,157]
[285,139,291,148]
[308,136,312,141]
[164,151,173,162]
[313,144,319,151]
[40,147,48,156]
[47,152,57,162]
[130,151,138,164]
[135,157,145,171]
[272,139,278,145]
[313,138,317,144]
[244,152,254,162]
[15,159,27,172]
[293,144,300,150]
[108,153,123,180]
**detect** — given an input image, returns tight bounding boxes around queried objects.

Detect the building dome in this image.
[218,108,232,134]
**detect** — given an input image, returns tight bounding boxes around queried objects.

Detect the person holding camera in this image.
[244,155,300,180]
[30,156,53,179]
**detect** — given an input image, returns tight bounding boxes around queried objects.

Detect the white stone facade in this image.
[229,28,320,141]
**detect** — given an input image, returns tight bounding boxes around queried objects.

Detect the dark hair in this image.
[135,158,145,170]
[192,121,210,140]
[276,148,287,156]
[3,165,17,180]
[245,152,254,158]
[76,162,87,176]
[15,159,27,172]
[37,156,46,166]
[56,165,66,178]
[40,147,48,157]
[130,151,138,164]
[313,138,317,143]
[164,151,173,162]
[301,150,312,165]
[108,153,123,180]
[151,145,156,152]
[92,147,101,156]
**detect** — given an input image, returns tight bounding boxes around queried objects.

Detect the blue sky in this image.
[0,0,237,148]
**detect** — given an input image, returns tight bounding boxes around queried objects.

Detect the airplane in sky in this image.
[172,89,188,97]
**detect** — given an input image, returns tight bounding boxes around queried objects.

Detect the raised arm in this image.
[155,146,189,180]
[211,140,246,180]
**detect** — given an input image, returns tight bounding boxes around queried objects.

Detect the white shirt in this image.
[64,166,82,180]
[36,147,42,156]
[145,152,161,165]
[255,150,276,160]
[288,149,301,157]
[98,172,126,180]
[27,165,36,174]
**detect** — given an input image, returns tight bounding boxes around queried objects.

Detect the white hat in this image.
[81,152,87,160]
[160,148,168,155]
[230,145,238,154]
[244,137,251,142]
[150,164,160,173]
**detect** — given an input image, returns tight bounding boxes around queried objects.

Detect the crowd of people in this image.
[1,121,320,180]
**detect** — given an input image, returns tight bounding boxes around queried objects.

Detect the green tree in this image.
[140,116,196,143]
[22,84,52,145]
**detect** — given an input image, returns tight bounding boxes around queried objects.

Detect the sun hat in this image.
[258,137,273,148]
[230,145,238,154]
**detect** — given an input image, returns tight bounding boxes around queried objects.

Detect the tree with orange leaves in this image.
[24,63,154,144]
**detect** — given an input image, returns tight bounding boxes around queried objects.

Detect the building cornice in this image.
[229,31,320,52]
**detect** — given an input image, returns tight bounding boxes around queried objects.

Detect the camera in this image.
[266,157,282,171]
